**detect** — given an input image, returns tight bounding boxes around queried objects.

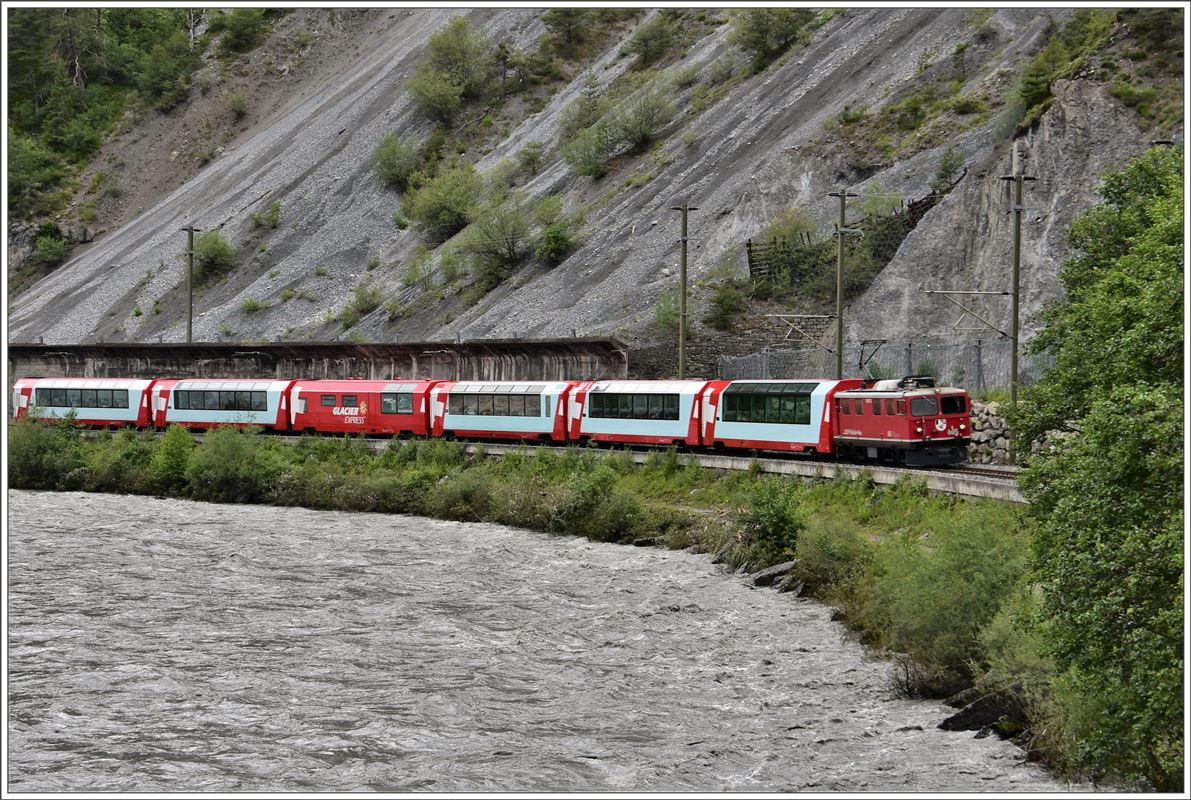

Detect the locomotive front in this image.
[834,376,971,466]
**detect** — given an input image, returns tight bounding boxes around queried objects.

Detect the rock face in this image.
[7,8,1149,360]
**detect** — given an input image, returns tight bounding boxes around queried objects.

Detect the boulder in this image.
[748,560,798,587]
[938,683,1026,732]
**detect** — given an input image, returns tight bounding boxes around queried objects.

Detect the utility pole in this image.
[1000,144,1035,464]
[1000,147,1038,466]
[827,189,860,379]
[670,202,698,379]
[181,225,202,343]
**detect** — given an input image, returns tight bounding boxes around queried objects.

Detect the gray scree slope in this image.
[8,8,1144,350]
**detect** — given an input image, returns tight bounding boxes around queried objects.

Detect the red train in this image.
[12,374,971,466]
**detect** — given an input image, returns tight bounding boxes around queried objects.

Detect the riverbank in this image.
[4,420,1069,780]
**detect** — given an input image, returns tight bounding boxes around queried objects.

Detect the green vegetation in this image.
[560,83,677,178]
[339,282,383,329]
[625,13,678,66]
[1017,11,1116,125]
[280,287,296,302]
[249,200,281,230]
[31,231,71,268]
[1003,146,1183,791]
[729,8,816,72]
[535,220,574,265]
[369,133,424,191]
[407,16,494,124]
[517,141,546,175]
[401,161,482,239]
[209,8,270,58]
[224,89,249,119]
[192,230,237,280]
[240,297,269,314]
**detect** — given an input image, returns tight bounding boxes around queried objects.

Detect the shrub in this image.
[84,428,155,494]
[185,426,286,503]
[241,297,269,314]
[280,288,296,302]
[369,133,423,191]
[408,68,465,123]
[31,234,71,267]
[401,162,481,239]
[225,90,249,118]
[608,88,678,152]
[250,200,281,230]
[703,280,746,331]
[731,8,816,71]
[517,141,546,175]
[535,220,574,265]
[8,414,87,490]
[738,479,803,565]
[423,16,495,99]
[626,13,678,65]
[217,8,269,56]
[929,145,965,194]
[366,255,380,271]
[193,231,237,280]
[561,124,614,177]
[559,76,607,140]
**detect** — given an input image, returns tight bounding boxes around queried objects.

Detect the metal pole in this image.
[827,189,859,379]
[671,203,698,379]
[182,225,201,343]
[1000,146,1035,464]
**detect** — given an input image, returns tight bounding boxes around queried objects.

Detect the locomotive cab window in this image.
[910,397,939,417]
[941,395,967,414]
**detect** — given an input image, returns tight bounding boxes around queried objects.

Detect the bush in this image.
[250,200,281,230]
[423,16,495,99]
[457,199,532,293]
[185,426,286,503]
[225,89,249,118]
[535,220,574,265]
[559,75,607,140]
[8,414,87,490]
[561,124,614,178]
[703,280,746,331]
[625,13,678,65]
[192,231,237,280]
[31,234,71,267]
[369,133,423,190]
[408,68,464,123]
[738,479,804,565]
[217,9,269,56]
[517,141,546,175]
[401,162,481,239]
[241,297,269,314]
[731,8,816,71]
[608,88,678,152]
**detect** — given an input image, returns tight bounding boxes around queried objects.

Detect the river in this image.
[7,490,1074,792]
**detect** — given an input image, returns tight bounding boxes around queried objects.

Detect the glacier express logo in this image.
[332,400,367,416]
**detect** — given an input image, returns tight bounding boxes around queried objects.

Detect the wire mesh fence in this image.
[718,339,1054,391]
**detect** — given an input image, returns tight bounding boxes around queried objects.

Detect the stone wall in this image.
[968,401,1011,465]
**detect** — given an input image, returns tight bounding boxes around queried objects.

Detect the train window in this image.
[479,385,497,393]
[496,385,512,393]
[493,395,509,416]
[478,396,493,415]
[251,392,267,411]
[382,394,397,414]
[96,390,112,408]
[886,399,896,415]
[217,392,232,410]
[633,395,648,418]
[618,394,633,418]
[722,394,736,421]
[648,395,663,419]
[80,389,97,407]
[321,394,336,406]
[173,391,186,409]
[235,391,250,411]
[910,397,938,417]
[587,394,602,417]
[205,391,220,410]
[780,396,796,424]
[855,399,864,415]
[663,394,679,420]
[766,395,781,423]
[464,395,479,415]
[448,395,462,415]
[528,394,543,416]
[896,400,906,415]
[342,395,358,407]
[508,395,526,416]
[397,393,413,414]
[66,389,81,407]
[873,397,882,416]
[840,398,850,415]
[941,396,967,414]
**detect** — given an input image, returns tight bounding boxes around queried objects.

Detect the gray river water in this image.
[7,490,1074,793]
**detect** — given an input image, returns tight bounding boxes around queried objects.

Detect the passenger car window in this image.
[321,394,335,406]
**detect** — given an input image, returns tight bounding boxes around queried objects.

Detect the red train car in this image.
[288,380,439,436]
[833,376,971,465]
[698,378,865,454]
[13,376,157,427]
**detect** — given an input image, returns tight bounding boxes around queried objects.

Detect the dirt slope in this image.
[6,8,1155,361]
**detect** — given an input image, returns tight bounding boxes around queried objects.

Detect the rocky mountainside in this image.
[7,8,1179,379]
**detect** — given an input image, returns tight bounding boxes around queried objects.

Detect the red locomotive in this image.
[12,373,973,466]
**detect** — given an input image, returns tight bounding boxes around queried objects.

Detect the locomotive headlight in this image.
[959,423,966,431]
[915,425,923,434]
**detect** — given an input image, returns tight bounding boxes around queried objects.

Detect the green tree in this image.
[423,15,494,99]
[1010,145,1183,791]
[192,230,237,280]
[407,68,464,123]
[625,13,677,66]
[731,8,816,72]
[541,8,590,51]
[929,146,965,194]
[369,133,423,190]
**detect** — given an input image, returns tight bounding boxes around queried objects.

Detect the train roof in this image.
[292,379,436,391]
[173,379,293,391]
[19,377,153,389]
[439,380,569,393]
[590,380,710,394]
